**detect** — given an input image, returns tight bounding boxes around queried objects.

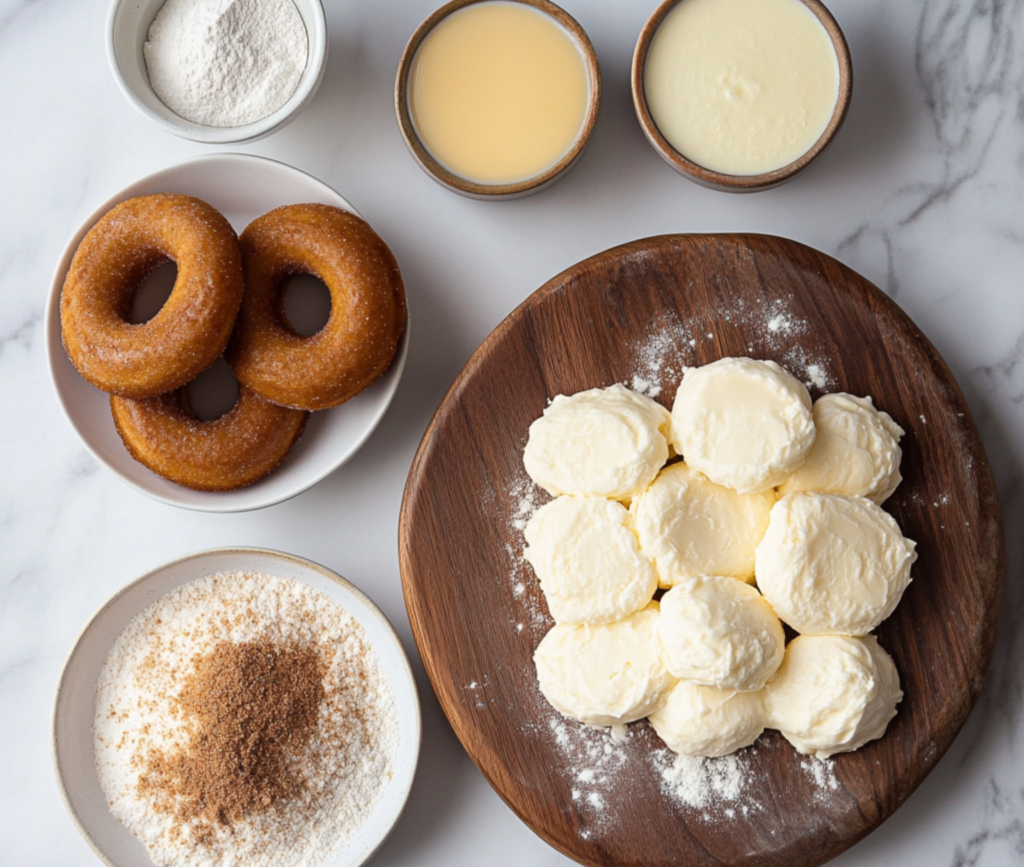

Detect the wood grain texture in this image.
[398,235,1004,867]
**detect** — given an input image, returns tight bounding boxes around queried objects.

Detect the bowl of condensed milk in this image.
[396,0,601,199]
[632,0,852,191]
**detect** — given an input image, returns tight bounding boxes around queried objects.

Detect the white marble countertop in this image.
[1,0,1021,865]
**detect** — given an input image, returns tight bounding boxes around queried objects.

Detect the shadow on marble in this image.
[370,660,478,865]
[813,15,915,187]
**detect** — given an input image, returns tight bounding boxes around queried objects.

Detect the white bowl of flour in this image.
[107,0,327,143]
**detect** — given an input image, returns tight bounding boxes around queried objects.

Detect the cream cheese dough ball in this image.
[755,492,917,636]
[765,635,903,758]
[524,496,658,625]
[670,357,815,494]
[657,576,784,691]
[533,605,674,726]
[649,680,767,757]
[523,384,672,501]
[630,462,775,585]
[779,393,904,504]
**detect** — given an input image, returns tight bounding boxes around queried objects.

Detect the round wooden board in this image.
[398,234,1004,867]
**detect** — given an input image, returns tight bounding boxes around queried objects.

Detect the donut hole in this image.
[129,259,177,324]
[280,273,332,337]
[184,357,240,422]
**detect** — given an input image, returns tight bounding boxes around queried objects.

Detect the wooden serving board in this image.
[398,234,1004,867]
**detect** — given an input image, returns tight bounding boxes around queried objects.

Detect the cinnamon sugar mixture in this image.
[94,572,398,867]
[137,639,326,836]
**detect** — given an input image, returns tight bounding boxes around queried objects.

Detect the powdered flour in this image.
[144,0,308,127]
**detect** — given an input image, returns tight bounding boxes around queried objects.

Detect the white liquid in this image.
[644,0,840,175]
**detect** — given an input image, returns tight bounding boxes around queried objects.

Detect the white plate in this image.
[52,547,422,867]
[45,153,409,512]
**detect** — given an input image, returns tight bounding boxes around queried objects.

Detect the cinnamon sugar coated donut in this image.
[110,386,308,491]
[60,194,244,398]
[227,204,407,411]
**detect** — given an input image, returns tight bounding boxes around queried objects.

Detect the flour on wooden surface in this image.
[652,749,755,814]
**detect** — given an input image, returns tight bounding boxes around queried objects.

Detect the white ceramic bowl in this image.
[45,153,409,512]
[53,547,422,867]
[107,0,328,143]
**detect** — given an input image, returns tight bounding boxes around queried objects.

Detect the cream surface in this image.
[524,383,671,500]
[765,635,903,759]
[657,576,784,691]
[779,393,904,504]
[524,495,657,625]
[533,605,673,726]
[630,461,775,584]
[755,492,917,636]
[669,357,815,494]
[649,679,766,757]
[644,0,840,175]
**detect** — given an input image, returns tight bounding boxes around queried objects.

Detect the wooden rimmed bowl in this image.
[399,234,1004,867]
[632,0,853,192]
[395,0,602,200]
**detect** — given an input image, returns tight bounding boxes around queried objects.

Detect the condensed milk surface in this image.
[408,1,590,185]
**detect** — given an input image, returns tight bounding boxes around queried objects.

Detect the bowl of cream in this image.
[396,0,602,199]
[632,0,852,191]
[107,0,328,144]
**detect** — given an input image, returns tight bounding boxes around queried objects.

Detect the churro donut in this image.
[61,194,244,399]
[227,203,407,411]
[110,386,308,492]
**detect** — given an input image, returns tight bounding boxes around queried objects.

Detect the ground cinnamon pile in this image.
[139,637,326,837]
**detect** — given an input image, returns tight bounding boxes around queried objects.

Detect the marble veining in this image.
[0,1,1022,866]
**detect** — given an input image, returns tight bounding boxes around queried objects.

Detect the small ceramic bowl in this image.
[107,0,328,144]
[396,0,602,199]
[632,0,852,192]
[53,547,422,867]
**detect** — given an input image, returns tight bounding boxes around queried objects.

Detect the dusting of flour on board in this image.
[627,318,698,397]
[651,748,765,819]
[530,710,633,836]
[801,757,840,797]
[502,469,552,631]
[626,297,836,399]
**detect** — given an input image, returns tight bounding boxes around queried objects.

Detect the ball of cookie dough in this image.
[657,576,784,691]
[534,605,673,726]
[755,492,917,636]
[524,496,658,625]
[765,634,903,758]
[523,384,672,501]
[630,462,775,585]
[778,393,904,504]
[649,679,767,757]
[670,357,815,494]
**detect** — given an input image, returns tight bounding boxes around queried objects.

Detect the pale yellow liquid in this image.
[645,0,839,175]
[409,1,589,185]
